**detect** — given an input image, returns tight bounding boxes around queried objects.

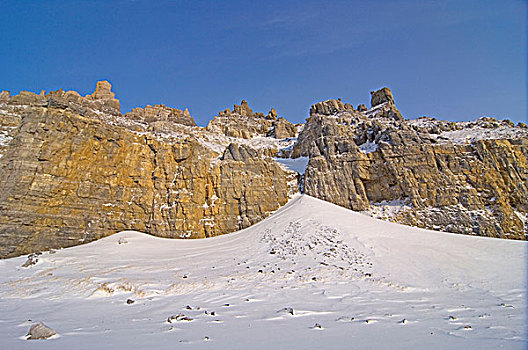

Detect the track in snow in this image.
[0,195,526,349]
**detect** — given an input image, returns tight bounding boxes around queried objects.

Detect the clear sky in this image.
[1,0,526,125]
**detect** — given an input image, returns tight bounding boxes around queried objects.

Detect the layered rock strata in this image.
[0,81,526,258]
[292,90,528,239]
[0,82,296,258]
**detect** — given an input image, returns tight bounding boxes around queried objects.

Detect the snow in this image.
[439,126,527,144]
[274,156,310,174]
[364,102,388,117]
[406,117,442,129]
[358,140,378,154]
[362,199,412,220]
[0,195,526,349]
[0,126,17,149]
[406,117,528,145]
[195,131,298,158]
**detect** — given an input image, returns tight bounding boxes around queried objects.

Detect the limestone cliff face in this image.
[0,83,295,258]
[0,82,526,258]
[293,91,528,239]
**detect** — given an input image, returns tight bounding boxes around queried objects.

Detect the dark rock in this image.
[21,253,40,268]
[167,314,193,323]
[268,108,278,119]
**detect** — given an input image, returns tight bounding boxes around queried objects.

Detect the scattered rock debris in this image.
[167,314,193,323]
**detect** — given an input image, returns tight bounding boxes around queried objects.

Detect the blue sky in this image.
[0,0,526,125]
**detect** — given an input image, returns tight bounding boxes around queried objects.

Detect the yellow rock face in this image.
[1,83,526,258]
[0,101,293,258]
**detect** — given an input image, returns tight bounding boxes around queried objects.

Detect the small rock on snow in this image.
[26,322,57,340]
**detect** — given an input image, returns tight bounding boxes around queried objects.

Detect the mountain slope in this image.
[0,195,525,349]
[1,82,527,258]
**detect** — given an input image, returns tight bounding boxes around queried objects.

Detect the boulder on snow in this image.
[21,252,41,268]
[26,322,57,340]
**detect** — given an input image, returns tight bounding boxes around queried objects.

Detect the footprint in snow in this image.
[276,307,294,316]
[336,316,355,322]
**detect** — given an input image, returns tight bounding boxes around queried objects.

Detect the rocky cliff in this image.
[0,82,297,258]
[292,88,528,239]
[0,82,526,258]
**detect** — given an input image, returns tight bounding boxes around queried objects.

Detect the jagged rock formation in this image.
[292,89,528,239]
[0,82,296,258]
[207,100,296,139]
[0,81,525,258]
[268,117,297,139]
[7,80,123,118]
[126,104,196,127]
[310,98,354,116]
[369,87,403,121]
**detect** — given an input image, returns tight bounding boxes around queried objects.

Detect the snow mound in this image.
[0,195,525,349]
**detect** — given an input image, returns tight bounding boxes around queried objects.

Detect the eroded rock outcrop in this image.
[0,82,295,258]
[293,88,528,239]
[0,82,525,258]
[309,99,354,116]
[126,104,196,127]
[206,100,296,139]
[268,117,297,139]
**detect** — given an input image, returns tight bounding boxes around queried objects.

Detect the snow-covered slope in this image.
[0,195,526,349]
